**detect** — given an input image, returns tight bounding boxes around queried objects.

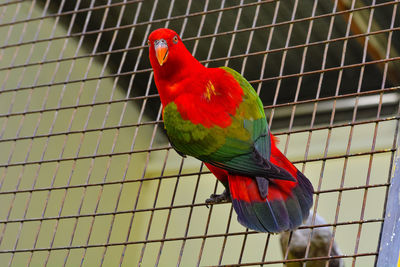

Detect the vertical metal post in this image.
[377,133,400,267]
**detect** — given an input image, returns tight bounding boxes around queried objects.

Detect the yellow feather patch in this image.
[204,80,216,101]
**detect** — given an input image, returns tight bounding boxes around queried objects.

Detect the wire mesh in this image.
[0,0,398,266]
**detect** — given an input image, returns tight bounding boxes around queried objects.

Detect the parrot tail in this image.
[228,140,313,233]
[204,137,314,233]
[228,171,313,233]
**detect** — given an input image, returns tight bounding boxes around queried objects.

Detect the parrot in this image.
[148,28,313,233]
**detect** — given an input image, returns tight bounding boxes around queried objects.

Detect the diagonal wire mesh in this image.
[0,0,399,266]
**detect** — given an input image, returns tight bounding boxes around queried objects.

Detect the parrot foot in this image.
[205,190,231,208]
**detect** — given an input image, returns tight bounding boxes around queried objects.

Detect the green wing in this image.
[220,67,270,160]
[163,67,276,177]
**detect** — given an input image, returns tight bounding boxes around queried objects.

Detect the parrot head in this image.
[148,28,184,67]
[148,29,204,78]
[148,28,205,105]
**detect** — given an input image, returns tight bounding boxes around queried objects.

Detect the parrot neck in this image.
[152,49,206,106]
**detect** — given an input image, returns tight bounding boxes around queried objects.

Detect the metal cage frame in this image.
[0,0,399,266]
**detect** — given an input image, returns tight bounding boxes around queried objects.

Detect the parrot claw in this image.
[205,190,231,207]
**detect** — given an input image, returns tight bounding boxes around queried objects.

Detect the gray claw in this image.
[205,190,231,207]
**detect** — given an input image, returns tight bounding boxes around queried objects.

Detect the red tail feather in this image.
[270,134,298,177]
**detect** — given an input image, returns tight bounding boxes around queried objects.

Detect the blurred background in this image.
[0,0,399,266]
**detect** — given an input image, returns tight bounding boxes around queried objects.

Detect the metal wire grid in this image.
[0,0,398,266]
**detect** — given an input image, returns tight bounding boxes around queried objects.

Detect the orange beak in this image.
[154,39,168,66]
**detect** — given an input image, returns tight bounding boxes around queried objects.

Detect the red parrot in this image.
[148,28,313,233]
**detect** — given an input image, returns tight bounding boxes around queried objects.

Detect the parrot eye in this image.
[172,35,178,44]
